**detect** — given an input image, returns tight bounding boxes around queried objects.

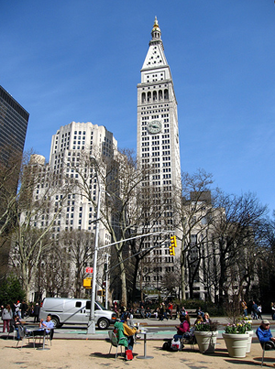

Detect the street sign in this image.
[85,267,93,273]
[83,277,92,289]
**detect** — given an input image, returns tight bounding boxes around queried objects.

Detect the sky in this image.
[1,1,275,213]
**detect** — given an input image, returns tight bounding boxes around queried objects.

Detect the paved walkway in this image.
[0,314,272,340]
[0,336,274,369]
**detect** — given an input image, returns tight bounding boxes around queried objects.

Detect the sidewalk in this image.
[0,336,273,369]
[0,314,271,340]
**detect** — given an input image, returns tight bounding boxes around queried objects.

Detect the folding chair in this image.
[108,330,124,358]
[6,321,16,340]
[256,331,275,367]
[45,328,54,346]
[16,325,26,350]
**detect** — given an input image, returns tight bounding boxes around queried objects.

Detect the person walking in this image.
[2,304,12,333]
[252,301,258,320]
[271,302,275,320]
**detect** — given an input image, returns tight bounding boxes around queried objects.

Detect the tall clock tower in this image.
[137,17,182,286]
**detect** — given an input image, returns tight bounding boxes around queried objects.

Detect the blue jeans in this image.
[15,327,20,339]
[127,336,134,351]
[173,334,182,341]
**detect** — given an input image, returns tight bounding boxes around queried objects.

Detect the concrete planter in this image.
[222,333,249,358]
[194,331,218,354]
[246,330,253,353]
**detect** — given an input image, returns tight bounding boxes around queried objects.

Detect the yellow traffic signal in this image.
[169,244,175,255]
[169,235,177,255]
[97,289,105,297]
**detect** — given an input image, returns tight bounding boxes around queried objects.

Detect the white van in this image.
[39,298,117,329]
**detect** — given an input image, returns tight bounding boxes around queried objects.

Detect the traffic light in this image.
[97,289,105,297]
[169,235,177,255]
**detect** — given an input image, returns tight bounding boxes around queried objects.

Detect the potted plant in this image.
[194,321,219,354]
[222,322,249,358]
[244,321,253,353]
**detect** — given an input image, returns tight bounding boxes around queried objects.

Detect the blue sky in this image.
[1,1,275,213]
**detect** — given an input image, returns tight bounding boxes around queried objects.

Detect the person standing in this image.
[241,300,248,317]
[21,301,28,318]
[2,304,12,333]
[33,303,40,323]
[14,301,21,318]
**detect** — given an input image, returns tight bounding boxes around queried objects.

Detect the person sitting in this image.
[140,306,145,319]
[256,320,275,350]
[194,315,204,325]
[173,314,190,341]
[180,306,187,317]
[145,306,151,318]
[14,314,23,340]
[122,313,139,351]
[204,312,211,323]
[33,314,54,336]
[196,307,204,319]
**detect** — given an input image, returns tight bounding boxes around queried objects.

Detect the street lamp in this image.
[87,163,101,334]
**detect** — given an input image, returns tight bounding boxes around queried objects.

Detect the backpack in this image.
[162,339,182,351]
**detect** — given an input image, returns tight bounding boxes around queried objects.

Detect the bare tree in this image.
[8,155,72,299]
[211,191,268,306]
[173,169,214,299]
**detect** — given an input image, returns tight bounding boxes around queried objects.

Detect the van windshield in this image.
[95,301,106,310]
[85,301,106,310]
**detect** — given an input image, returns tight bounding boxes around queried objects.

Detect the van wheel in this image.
[97,318,109,330]
[51,316,61,328]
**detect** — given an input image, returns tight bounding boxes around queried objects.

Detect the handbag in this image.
[125,349,133,360]
[171,338,182,351]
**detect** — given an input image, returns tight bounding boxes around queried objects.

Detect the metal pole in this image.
[87,180,101,334]
[105,253,109,309]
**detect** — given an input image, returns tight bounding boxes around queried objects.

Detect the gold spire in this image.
[152,16,160,31]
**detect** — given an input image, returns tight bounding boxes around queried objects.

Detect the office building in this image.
[0,85,29,165]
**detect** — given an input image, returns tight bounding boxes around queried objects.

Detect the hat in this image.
[262,320,270,325]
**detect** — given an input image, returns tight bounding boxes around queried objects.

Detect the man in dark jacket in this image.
[33,303,40,323]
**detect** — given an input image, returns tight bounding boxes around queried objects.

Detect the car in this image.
[39,297,117,329]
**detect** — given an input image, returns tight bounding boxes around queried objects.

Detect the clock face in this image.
[147,120,162,134]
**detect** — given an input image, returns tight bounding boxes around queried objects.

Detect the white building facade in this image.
[26,122,118,300]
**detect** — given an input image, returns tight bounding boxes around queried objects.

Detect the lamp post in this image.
[87,171,101,334]
[105,253,110,309]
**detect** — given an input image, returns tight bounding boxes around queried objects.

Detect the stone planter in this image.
[222,333,249,358]
[246,330,253,353]
[194,331,219,354]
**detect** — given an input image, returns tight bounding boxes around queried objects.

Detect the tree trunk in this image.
[117,250,127,307]
[180,244,186,300]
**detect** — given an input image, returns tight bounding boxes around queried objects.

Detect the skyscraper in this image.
[0,85,29,281]
[137,18,182,288]
[0,85,29,165]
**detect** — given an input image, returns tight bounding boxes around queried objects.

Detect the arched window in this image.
[158,90,163,100]
[164,89,169,100]
[142,92,146,103]
[153,91,157,101]
[147,91,151,102]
